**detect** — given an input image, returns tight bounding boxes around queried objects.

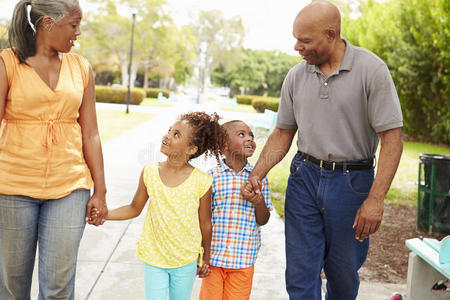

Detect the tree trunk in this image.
[121,61,139,88]
[121,62,128,87]
[143,62,149,90]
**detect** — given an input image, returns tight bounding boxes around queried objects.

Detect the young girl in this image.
[98,112,226,300]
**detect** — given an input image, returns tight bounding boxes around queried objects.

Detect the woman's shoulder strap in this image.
[0,49,18,86]
[66,53,90,89]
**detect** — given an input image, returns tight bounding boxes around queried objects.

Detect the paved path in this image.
[29,101,406,299]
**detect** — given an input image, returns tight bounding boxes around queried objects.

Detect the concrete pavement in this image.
[29,100,407,299]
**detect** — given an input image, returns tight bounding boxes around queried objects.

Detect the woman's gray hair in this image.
[8,0,80,63]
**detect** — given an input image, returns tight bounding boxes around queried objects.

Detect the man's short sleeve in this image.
[368,64,403,133]
[276,70,298,130]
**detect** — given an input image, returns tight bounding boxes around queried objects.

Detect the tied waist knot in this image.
[3,118,77,147]
[3,118,77,186]
[40,119,77,148]
[43,119,59,148]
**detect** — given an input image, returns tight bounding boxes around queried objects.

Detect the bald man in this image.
[242,1,403,299]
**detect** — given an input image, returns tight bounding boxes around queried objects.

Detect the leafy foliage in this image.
[341,0,449,144]
[95,85,146,104]
[390,0,449,143]
[235,95,256,105]
[190,10,246,92]
[145,88,170,98]
[78,0,196,88]
[211,49,299,97]
[251,96,280,113]
[0,19,8,49]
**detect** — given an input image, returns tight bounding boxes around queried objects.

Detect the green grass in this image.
[386,141,450,205]
[249,137,449,219]
[96,109,156,142]
[140,97,173,107]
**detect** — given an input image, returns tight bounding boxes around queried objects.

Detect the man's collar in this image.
[306,38,353,73]
[339,39,353,71]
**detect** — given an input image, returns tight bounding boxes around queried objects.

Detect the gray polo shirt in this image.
[276,40,403,161]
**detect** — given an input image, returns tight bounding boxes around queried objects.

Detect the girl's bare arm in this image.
[198,187,212,277]
[107,169,149,220]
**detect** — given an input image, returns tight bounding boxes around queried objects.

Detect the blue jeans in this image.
[285,154,373,300]
[144,261,197,300]
[0,189,89,300]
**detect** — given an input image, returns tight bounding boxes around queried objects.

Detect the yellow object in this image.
[0,49,93,199]
[136,163,212,268]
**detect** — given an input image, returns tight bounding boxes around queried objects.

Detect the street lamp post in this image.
[126,11,137,114]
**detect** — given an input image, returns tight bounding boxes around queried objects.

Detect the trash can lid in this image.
[420,153,450,163]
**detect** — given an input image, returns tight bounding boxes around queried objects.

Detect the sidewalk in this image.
[30,101,406,299]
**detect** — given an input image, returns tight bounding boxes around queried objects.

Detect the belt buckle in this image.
[319,160,323,168]
[332,162,336,171]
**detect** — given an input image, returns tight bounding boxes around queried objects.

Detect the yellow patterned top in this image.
[136,163,212,268]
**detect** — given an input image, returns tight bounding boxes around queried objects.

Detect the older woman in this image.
[0,0,107,299]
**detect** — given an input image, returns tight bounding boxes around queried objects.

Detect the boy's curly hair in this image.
[179,112,226,163]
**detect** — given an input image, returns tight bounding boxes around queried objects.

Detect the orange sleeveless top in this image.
[0,49,93,199]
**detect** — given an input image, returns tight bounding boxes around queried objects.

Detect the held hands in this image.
[353,196,384,242]
[197,255,211,278]
[87,207,106,225]
[85,192,107,226]
[197,263,211,278]
[241,177,262,204]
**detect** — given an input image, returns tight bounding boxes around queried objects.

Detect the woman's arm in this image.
[198,187,212,277]
[107,170,149,220]
[0,55,7,122]
[78,64,107,226]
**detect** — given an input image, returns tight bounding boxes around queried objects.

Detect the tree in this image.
[390,0,449,143]
[189,10,245,92]
[212,49,299,96]
[80,1,138,86]
[0,19,8,49]
[341,0,449,143]
[79,0,196,88]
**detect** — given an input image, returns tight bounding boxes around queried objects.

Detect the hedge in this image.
[146,88,170,99]
[95,86,146,105]
[235,95,257,105]
[251,96,280,113]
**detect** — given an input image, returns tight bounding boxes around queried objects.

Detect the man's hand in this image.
[352,196,384,242]
[85,192,107,226]
[246,193,264,206]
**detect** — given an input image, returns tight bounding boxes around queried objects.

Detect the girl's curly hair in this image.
[179,112,226,163]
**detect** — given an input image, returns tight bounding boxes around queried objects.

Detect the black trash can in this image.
[417,153,450,234]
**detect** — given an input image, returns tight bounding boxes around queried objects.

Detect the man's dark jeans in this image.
[285,153,373,300]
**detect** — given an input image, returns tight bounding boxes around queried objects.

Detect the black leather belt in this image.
[297,151,374,171]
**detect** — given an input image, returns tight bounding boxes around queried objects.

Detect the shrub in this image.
[251,96,280,113]
[145,88,170,98]
[95,86,145,105]
[235,95,256,105]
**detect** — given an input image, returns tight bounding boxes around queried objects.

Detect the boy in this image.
[199,120,272,300]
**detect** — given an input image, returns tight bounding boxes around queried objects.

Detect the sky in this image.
[0,0,312,55]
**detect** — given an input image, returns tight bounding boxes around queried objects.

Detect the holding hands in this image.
[86,200,107,226]
[197,263,211,278]
[241,177,262,203]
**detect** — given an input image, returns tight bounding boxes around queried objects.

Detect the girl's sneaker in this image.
[390,293,403,300]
